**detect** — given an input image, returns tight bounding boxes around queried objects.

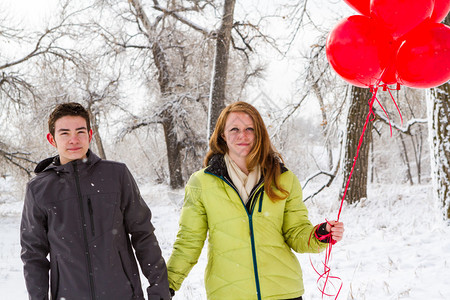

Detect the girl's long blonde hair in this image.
[204,101,289,201]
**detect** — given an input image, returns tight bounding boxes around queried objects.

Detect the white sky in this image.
[2,0,58,28]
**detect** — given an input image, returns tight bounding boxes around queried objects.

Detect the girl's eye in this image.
[230,128,239,132]
[246,128,254,131]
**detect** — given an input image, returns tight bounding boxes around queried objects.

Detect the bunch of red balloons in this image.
[326,0,450,88]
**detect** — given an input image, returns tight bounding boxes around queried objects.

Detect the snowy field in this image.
[1,178,449,300]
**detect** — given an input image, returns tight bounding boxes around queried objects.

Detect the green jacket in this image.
[167,155,327,299]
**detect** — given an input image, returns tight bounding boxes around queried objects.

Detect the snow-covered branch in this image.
[150,0,213,36]
[302,132,343,202]
[0,147,36,177]
[373,108,427,135]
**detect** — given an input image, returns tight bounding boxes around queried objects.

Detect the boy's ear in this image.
[89,129,93,142]
[46,133,57,147]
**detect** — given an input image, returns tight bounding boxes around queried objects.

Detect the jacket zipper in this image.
[206,171,263,300]
[87,198,95,236]
[73,162,96,300]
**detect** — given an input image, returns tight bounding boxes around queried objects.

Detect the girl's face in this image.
[222,112,255,161]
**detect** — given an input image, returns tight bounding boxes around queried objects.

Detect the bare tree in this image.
[125,0,208,188]
[0,141,36,177]
[429,13,450,219]
[276,26,348,200]
[82,74,121,160]
[0,3,88,176]
[340,87,373,204]
[92,0,272,188]
[207,0,236,138]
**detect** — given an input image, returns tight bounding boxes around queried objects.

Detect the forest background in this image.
[0,0,449,299]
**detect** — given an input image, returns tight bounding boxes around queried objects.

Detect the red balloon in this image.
[371,0,434,39]
[381,66,397,85]
[396,22,450,88]
[430,0,450,23]
[343,0,370,16]
[326,15,393,88]
[381,39,404,85]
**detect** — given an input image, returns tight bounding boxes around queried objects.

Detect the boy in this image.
[20,102,171,300]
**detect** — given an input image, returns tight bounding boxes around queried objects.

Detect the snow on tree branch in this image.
[373,107,427,135]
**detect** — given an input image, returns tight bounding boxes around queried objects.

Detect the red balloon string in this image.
[308,224,342,299]
[386,84,404,126]
[337,86,378,221]
[310,83,404,299]
[373,92,393,136]
[310,86,380,299]
[377,84,404,136]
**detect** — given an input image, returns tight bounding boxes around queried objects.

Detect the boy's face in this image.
[47,115,93,165]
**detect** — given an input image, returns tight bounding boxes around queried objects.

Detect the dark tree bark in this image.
[398,133,413,185]
[428,14,450,219]
[129,0,184,189]
[90,113,107,160]
[151,40,184,189]
[207,0,236,139]
[340,87,373,204]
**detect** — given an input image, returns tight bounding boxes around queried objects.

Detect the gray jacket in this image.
[20,150,171,300]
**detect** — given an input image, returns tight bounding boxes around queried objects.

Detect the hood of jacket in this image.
[34,149,101,175]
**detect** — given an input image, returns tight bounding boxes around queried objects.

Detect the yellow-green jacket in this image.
[167,155,327,299]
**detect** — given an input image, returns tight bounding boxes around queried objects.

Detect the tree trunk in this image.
[152,42,184,189]
[312,82,333,170]
[91,116,107,159]
[428,14,450,220]
[398,133,413,185]
[340,87,373,204]
[129,0,184,189]
[409,129,423,184]
[86,105,106,159]
[207,0,236,139]
[161,109,184,189]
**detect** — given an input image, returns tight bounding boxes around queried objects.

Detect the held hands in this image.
[325,220,344,243]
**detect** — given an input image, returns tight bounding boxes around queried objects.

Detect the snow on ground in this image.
[1,178,449,299]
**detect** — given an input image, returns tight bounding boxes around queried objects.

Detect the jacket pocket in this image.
[87,198,95,236]
[118,250,136,297]
[85,193,118,238]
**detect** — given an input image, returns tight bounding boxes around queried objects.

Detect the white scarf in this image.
[224,153,261,204]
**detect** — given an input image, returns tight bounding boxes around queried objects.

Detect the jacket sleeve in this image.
[166,173,207,291]
[121,165,171,300]
[20,182,50,300]
[282,171,328,253]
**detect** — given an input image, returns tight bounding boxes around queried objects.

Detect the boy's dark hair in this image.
[48,102,91,136]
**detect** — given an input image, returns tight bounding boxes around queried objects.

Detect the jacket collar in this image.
[204,153,288,178]
[204,154,228,178]
[34,149,100,174]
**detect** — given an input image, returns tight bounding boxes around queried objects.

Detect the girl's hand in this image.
[326,221,344,242]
